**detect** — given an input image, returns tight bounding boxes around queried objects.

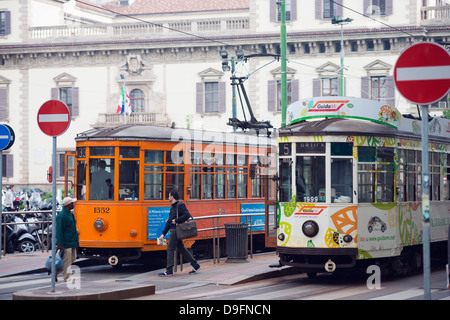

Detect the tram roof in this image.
[75,124,274,147]
[284,97,450,143]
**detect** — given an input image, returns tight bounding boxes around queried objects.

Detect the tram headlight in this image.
[302,220,319,238]
[94,218,108,232]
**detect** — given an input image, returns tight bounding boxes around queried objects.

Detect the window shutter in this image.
[0,88,8,120]
[218,82,226,113]
[386,76,395,107]
[336,0,343,17]
[386,0,393,16]
[291,79,299,102]
[267,80,276,111]
[270,0,277,22]
[363,0,370,16]
[196,82,204,113]
[71,87,79,117]
[313,78,321,97]
[291,0,297,21]
[51,88,58,100]
[4,11,11,35]
[6,154,13,178]
[361,76,370,99]
[315,0,322,19]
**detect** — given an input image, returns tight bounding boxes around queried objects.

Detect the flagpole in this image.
[120,74,126,125]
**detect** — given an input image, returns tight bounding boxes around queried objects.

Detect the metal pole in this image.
[421,104,431,300]
[231,57,237,132]
[280,0,287,128]
[51,136,57,292]
[340,23,344,96]
[0,150,2,260]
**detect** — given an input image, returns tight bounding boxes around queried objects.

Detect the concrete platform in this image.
[4,251,289,300]
[13,280,155,300]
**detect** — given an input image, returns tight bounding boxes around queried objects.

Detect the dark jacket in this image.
[56,207,79,248]
[161,201,191,236]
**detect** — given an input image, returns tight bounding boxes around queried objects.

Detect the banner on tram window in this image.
[147,207,171,240]
[240,203,265,231]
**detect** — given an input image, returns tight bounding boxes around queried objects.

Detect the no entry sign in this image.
[394,42,450,105]
[37,100,71,137]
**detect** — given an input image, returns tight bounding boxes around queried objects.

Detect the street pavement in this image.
[0,250,288,300]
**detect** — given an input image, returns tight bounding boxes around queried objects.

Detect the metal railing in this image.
[1,211,53,257]
[173,212,265,271]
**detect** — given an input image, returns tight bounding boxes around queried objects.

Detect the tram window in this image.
[331,143,353,156]
[358,171,374,203]
[118,160,139,201]
[89,159,114,200]
[215,169,225,199]
[279,158,291,202]
[430,152,440,201]
[145,150,164,164]
[215,153,225,166]
[445,154,450,200]
[77,160,86,200]
[167,150,184,165]
[358,146,375,162]
[165,173,184,200]
[203,167,213,199]
[190,167,201,199]
[191,153,202,165]
[120,147,139,158]
[331,158,353,203]
[237,167,248,198]
[144,171,162,200]
[296,156,325,202]
[90,146,114,157]
[227,168,236,198]
[397,149,407,202]
[227,154,236,166]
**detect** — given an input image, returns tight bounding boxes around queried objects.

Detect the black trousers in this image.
[166,229,198,272]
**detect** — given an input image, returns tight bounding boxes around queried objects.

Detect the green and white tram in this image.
[276,97,450,275]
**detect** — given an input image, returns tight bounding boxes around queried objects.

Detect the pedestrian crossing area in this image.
[151,279,450,300]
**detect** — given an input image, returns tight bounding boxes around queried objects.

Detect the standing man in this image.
[4,185,14,211]
[56,197,79,282]
[158,189,200,276]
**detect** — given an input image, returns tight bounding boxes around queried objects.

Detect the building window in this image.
[130,89,145,112]
[322,78,339,96]
[0,11,11,35]
[323,0,336,19]
[196,80,226,114]
[371,76,387,101]
[371,0,386,16]
[276,80,292,111]
[277,0,292,21]
[2,154,13,177]
[205,82,219,113]
[59,87,73,108]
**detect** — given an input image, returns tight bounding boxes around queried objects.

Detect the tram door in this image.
[265,165,278,247]
[64,151,76,198]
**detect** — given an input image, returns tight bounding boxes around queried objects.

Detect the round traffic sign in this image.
[37,100,71,137]
[0,124,12,150]
[394,42,450,105]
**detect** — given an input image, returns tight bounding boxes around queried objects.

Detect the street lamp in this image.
[332,16,353,96]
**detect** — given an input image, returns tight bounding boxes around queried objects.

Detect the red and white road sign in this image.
[394,42,450,105]
[37,100,71,137]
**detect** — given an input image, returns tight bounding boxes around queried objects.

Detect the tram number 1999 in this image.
[93,207,110,214]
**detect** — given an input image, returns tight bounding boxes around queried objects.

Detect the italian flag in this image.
[116,86,132,115]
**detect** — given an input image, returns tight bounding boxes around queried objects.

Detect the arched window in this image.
[130,89,145,113]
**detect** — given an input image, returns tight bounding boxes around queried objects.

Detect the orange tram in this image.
[67,125,275,266]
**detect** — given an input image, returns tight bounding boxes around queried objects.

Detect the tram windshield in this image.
[296,156,325,202]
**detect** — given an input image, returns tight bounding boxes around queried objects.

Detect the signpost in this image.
[0,124,14,260]
[37,100,71,292]
[394,42,450,300]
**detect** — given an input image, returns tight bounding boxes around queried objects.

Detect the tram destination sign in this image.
[394,42,450,105]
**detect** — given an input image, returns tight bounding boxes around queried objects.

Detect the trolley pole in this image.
[421,104,431,300]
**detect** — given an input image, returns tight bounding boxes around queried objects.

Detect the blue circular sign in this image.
[0,124,12,150]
